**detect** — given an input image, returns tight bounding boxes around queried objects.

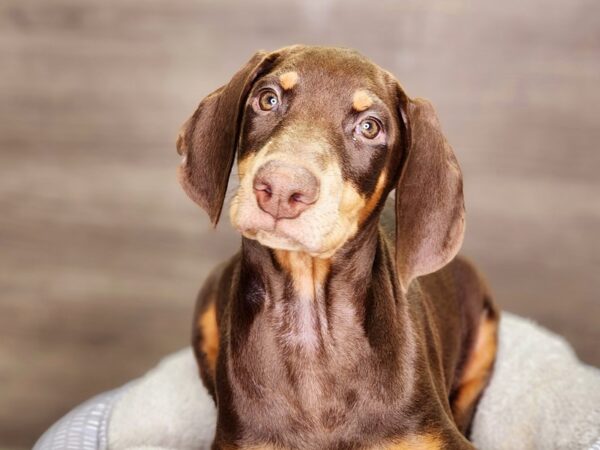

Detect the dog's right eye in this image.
[357,118,381,139]
[258,90,279,111]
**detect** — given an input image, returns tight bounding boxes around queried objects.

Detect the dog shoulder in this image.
[192,252,241,399]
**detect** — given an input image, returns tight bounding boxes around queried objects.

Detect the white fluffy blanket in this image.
[35,313,600,450]
[107,313,600,450]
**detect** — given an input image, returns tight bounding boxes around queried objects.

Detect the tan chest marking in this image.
[275,250,330,299]
[273,250,331,351]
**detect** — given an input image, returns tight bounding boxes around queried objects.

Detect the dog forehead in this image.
[271,47,391,104]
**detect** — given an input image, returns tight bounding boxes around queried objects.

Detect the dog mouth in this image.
[238,220,312,252]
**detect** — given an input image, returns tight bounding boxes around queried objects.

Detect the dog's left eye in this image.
[258,90,279,111]
[357,118,381,139]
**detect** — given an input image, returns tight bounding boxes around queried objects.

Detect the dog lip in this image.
[238,223,275,235]
[239,219,288,237]
[265,228,305,248]
[235,217,275,236]
[239,220,308,249]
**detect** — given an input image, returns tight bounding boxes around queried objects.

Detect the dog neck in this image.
[235,218,399,358]
[229,218,413,421]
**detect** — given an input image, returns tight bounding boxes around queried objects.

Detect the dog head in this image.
[177,46,464,288]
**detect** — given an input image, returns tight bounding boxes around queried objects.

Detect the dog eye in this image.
[258,90,279,111]
[357,118,381,139]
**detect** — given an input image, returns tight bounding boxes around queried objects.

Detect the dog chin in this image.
[237,227,316,254]
[253,230,310,252]
[231,208,340,256]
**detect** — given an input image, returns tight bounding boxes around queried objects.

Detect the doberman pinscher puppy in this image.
[176,45,499,450]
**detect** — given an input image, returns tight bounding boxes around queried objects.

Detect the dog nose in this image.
[253,161,319,220]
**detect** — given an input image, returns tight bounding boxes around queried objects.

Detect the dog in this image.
[176,45,499,450]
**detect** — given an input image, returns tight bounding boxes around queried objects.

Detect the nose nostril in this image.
[253,162,320,219]
[290,192,302,203]
[254,181,272,196]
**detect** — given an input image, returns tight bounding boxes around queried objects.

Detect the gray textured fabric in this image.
[33,387,124,450]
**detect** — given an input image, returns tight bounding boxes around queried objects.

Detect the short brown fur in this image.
[178,46,499,450]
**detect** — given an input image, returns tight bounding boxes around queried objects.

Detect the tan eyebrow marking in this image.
[352,90,373,111]
[279,71,299,90]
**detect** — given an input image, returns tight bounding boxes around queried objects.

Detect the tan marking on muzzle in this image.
[238,153,258,179]
[352,90,373,111]
[359,171,387,223]
[315,181,366,256]
[230,153,258,226]
[339,181,366,218]
[279,71,299,90]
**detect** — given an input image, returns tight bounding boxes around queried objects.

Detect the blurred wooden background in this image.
[1,0,598,447]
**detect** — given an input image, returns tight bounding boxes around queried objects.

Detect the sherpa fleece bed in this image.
[34,312,600,450]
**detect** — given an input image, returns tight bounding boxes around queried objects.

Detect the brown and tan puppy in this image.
[176,45,499,450]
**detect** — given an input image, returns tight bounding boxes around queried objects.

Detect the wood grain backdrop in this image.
[1,0,598,447]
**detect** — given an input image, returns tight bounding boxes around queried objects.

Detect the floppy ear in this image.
[176,51,280,225]
[395,93,465,290]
